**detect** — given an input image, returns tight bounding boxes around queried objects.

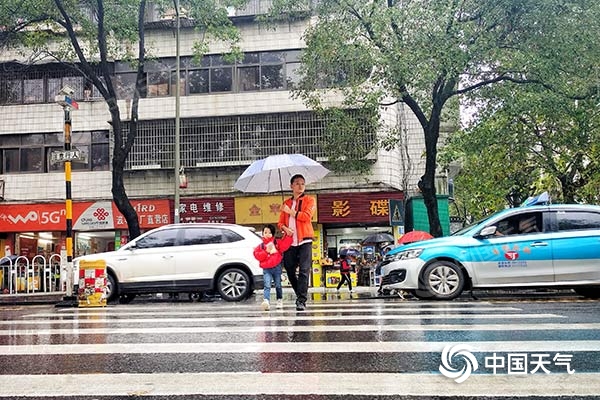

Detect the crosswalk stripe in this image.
[2,322,599,336]
[0,313,564,326]
[53,301,501,312]
[3,299,598,398]
[2,340,600,355]
[1,372,599,397]
[28,305,524,317]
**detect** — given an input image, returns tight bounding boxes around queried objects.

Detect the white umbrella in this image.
[234,154,330,193]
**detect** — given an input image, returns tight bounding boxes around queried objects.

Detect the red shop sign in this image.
[179,197,235,224]
[0,200,171,232]
[317,191,404,224]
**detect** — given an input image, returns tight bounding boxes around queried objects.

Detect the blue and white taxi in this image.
[380,203,600,300]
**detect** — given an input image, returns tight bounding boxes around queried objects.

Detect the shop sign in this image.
[179,198,234,223]
[317,191,404,224]
[0,200,171,232]
[234,195,319,225]
[74,201,115,230]
[113,200,171,229]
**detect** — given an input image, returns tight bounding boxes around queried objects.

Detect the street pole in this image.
[63,106,74,299]
[174,0,181,223]
[54,86,79,305]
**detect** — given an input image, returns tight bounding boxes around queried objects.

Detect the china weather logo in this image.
[439,344,479,383]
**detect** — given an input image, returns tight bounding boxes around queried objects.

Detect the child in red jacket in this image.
[253,224,292,311]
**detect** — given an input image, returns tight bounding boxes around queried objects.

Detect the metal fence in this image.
[0,254,65,295]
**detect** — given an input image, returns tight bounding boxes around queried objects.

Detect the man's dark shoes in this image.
[295,301,306,311]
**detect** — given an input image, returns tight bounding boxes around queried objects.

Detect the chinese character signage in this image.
[317,192,404,224]
[179,198,234,223]
[0,200,171,232]
[113,200,171,229]
[235,195,318,225]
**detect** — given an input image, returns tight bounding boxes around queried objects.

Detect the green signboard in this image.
[404,195,450,236]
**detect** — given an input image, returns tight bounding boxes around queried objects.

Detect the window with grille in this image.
[122,110,376,170]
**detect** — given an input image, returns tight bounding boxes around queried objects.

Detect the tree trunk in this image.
[105,0,146,241]
[108,99,141,240]
[559,175,577,203]
[422,120,443,238]
[401,91,444,237]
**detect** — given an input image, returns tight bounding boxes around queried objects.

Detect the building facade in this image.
[0,1,448,291]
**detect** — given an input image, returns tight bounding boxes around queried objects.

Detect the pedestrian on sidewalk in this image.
[336,256,353,293]
[278,174,316,311]
[253,224,292,311]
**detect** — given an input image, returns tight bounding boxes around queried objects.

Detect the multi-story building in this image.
[0,1,447,291]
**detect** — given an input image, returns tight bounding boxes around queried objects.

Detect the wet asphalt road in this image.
[0,289,599,399]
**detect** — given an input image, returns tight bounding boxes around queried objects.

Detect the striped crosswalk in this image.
[1,296,599,398]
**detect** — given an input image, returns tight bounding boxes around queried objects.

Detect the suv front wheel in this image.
[106,273,118,303]
[421,261,465,300]
[216,268,251,301]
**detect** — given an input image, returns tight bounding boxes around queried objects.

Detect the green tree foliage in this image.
[0,0,246,238]
[267,0,600,237]
[441,84,600,221]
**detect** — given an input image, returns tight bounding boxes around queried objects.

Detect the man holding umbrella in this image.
[234,154,328,310]
[278,174,316,311]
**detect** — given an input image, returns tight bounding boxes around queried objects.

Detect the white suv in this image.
[73,223,263,303]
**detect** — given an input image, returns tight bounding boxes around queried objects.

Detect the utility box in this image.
[405,195,451,236]
[78,260,107,307]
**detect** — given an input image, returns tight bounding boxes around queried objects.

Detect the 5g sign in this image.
[40,210,65,224]
[7,209,66,226]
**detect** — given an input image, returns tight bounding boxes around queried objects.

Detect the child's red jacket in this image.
[253,234,293,269]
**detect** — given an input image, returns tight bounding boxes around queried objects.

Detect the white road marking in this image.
[1,372,598,397]
[0,313,565,326]
[3,340,599,355]
[24,306,524,318]
[1,322,598,336]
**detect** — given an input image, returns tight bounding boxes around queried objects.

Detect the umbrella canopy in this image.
[362,232,394,244]
[339,248,361,258]
[234,154,330,193]
[398,230,434,245]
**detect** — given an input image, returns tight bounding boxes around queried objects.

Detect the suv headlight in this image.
[387,248,423,262]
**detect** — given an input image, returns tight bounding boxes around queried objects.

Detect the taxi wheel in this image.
[422,261,465,300]
[216,268,251,301]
